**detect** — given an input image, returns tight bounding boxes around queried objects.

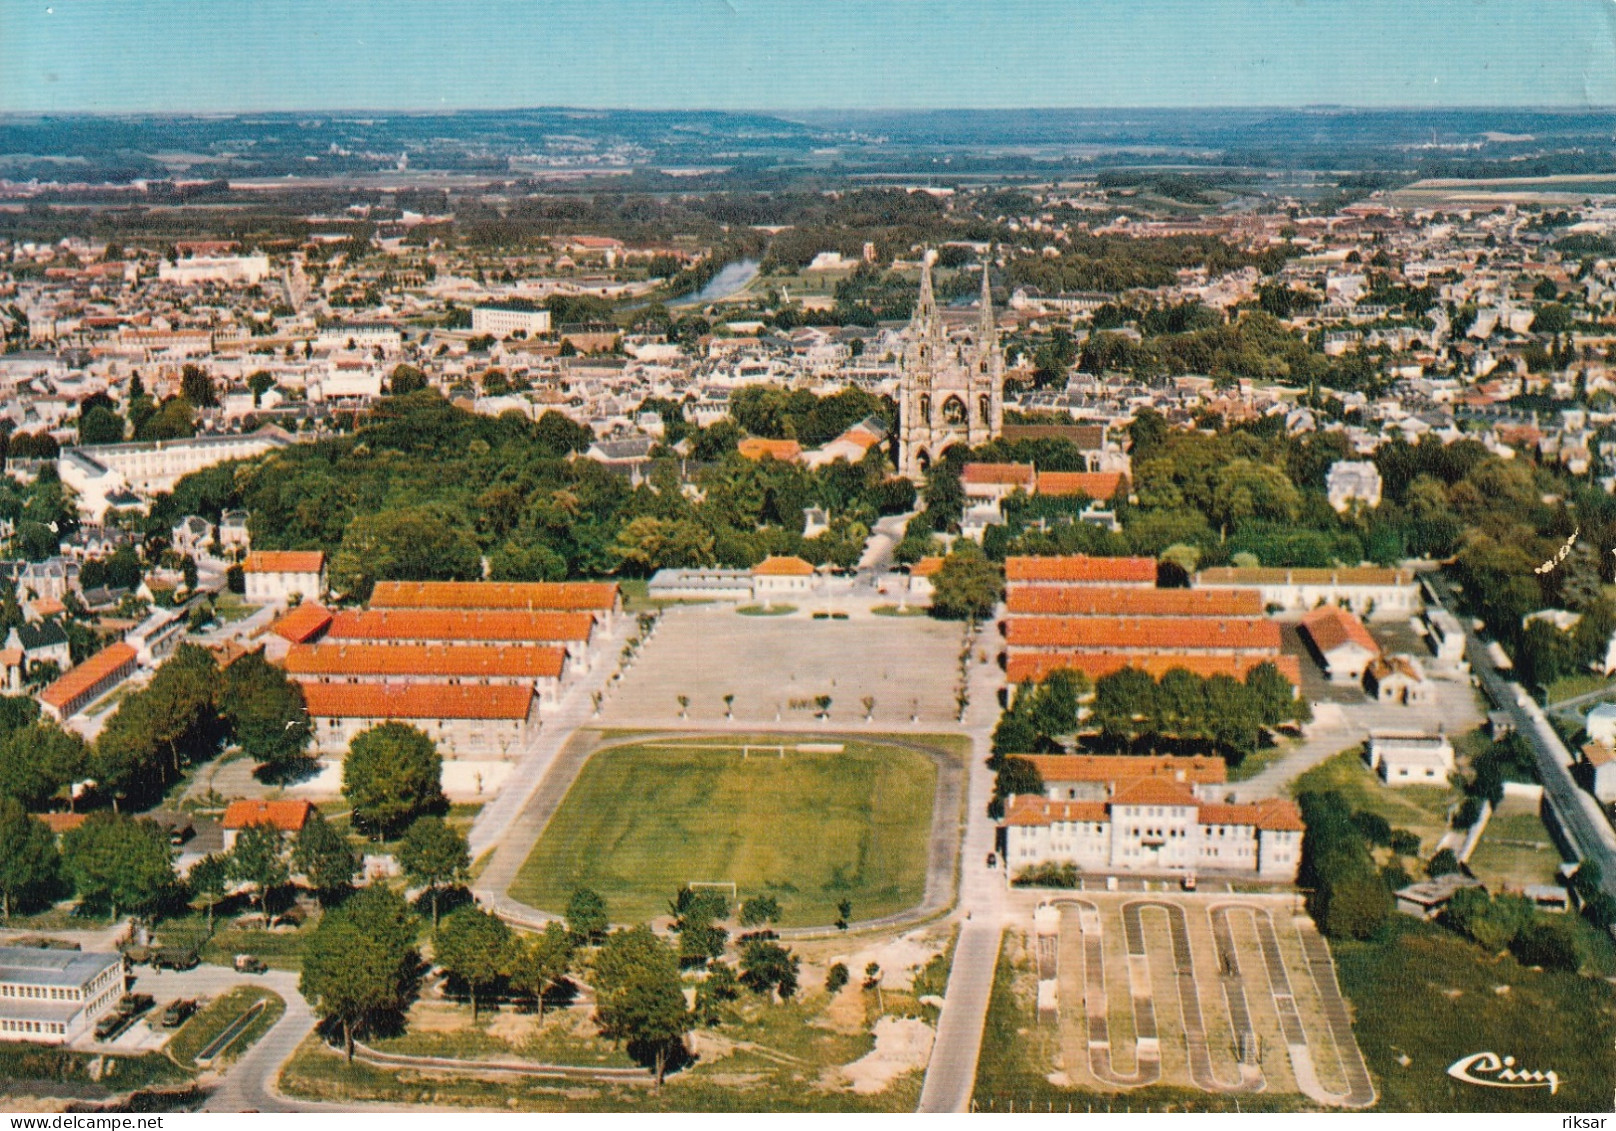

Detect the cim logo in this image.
[1447,1052,1562,1095]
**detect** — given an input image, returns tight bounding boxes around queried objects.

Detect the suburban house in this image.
[1363,653,1433,704]
[219,509,251,554]
[170,514,215,557]
[7,622,71,675]
[220,799,314,850]
[751,555,816,603]
[1299,606,1380,683]
[1366,731,1455,785]
[243,550,327,606]
[1325,460,1383,512]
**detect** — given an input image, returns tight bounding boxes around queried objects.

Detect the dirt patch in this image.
[406,1001,468,1033]
[484,1011,533,1045]
[818,983,869,1033]
[840,1016,934,1094]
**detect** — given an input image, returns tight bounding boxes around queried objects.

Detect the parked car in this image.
[233,954,268,974]
[151,947,199,971]
[159,999,196,1028]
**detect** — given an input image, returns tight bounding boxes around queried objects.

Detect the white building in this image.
[1424,607,1468,666]
[1196,566,1421,620]
[157,255,271,286]
[1002,778,1303,881]
[60,427,294,501]
[1586,703,1616,745]
[1366,731,1455,786]
[302,682,538,759]
[471,304,553,338]
[125,607,186,667]
[243,551,326,606]
[1326,460,1383,512]
[751,556,816,603]
[0,946,125,1045]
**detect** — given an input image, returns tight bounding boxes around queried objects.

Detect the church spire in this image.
[978,257,994,342]
[914,248,939,335]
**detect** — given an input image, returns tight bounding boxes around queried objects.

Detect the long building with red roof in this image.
[367,580,620,627]
[1005,586,1263,618]
[302,682,538,759]
[1005,554,1158,588]
[1004,651,1302,687]
[325,608,594,659]
[1004,616,1281,656]
[39,642,138,721]
[285,642,567,700]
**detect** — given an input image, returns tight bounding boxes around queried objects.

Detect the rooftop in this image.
[1005,554,1157,585]
[368,580,619,613]
[301,681,535,721]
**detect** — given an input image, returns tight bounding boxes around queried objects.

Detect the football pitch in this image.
[509,737,940,928]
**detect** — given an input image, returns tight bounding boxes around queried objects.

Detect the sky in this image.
[2,0,1615,114]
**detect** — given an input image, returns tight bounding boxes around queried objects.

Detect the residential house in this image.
[1366,731,1455,786]
[243,550,326,606]
[1299,606,1381,683]
[220,799,314,850]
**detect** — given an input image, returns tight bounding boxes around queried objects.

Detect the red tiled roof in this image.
[221,799,313,833]
[326,609,593,644]
[36,812,87,834]
[1005,587,1262,618]
[961,462,1035,487]
[1004,616,1281,652]
[910,556,946,578]
[244,551,326,574]
[301,681,535,721]
[752,555,815,577]
[1251,798,1305,832]
[286,642,566,680]
[1005,555,1157,585]
[1299,606,1380,657]
[1035,471,1127,500]
[737,437,804,463]
[1003,652,1301,687]
[40,642,137,711]
[1003,795,1109,826]
[368,581,619,613]
[1020,754,1227,786]
[271,603,334,644]
[1110,777,1199,807]
[1197,566,1415,587]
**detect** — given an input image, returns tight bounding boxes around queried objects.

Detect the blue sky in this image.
[2,0,1614,113]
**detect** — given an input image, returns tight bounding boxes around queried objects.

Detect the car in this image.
[1181,874,1198,892]
[986,852,997,868]
[151,947,199,971]
[234,954,268,974]
[159,999,196,1028]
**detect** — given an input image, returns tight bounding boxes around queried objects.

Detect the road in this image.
[1424,574,1616,903]
[465,612,635,861]
[917,627,1009,1113]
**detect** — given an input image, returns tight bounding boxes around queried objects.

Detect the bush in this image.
[1427,848,1461,878]
[1350,810,1392,846]
[825,962,849,994]
[1011,862,1079,888]
[1389,828,1422,856]
[1510,918,1579,972]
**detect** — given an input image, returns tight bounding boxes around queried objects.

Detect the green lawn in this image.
[737,604,796,616]
[1333,917,1616,1112]
[509,738,938,927]
[1465,797,1566,891]
[165,986,286,1068]
[1291,749,1458,852]
[1542,672,1615,705]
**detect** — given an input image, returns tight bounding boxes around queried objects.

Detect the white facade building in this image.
[0,946,125,1045]
[472,305,553,338]
[1366,732,1456,785]
[1326,460,1383,512]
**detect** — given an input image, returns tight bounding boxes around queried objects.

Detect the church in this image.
[896,251,1006,479]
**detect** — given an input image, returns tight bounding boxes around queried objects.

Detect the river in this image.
[671,258,760,306]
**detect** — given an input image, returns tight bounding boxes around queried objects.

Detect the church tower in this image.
[897,250,1004,479]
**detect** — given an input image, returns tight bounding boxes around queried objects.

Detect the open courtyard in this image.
[508,735,950,928]
[598,604,971,728]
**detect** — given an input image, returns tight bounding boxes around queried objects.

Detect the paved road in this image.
[857,511,916,574]
[1425,575,1616,904]
[917,629,1010,1113]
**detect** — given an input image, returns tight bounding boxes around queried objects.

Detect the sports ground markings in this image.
[1048,896,1374,1107]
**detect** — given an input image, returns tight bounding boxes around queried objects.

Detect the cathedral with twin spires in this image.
[896,250,1005,479]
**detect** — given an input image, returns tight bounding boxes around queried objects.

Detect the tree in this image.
[331,506,483,601]
[228,823,290,915]
[737,937,800,1001]
[60,812,176,920]
[248,370,277,406]
[1427,848,1461,878]
[219,651,312,775]
[435,905,511,1022]
[567,887,609,942]
[343,723,445,837]
[592,925,691,1085]
[78,405,125,446]
[0,722,89,809]
[188,852,230,935]
[693,959,740,1026]
[825,962,850,994]
[301,888,417,1062]
[292,812,359,904]
[180,364,218,408]
[389,364,427,396]
[739,894,781,928]
[509,921,575,1020]
[1092,667,1159,744]
[0,797,58,919]
[398,816,470,930]
[929,552,1003,621]
[1511,917,1579,971]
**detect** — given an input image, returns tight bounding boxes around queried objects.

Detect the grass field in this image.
[509,738,938,927]
[1333,917,1616,1112]
[1465,796,1566,891]
[1291,749,1458,853]
[165,986,286,1068]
